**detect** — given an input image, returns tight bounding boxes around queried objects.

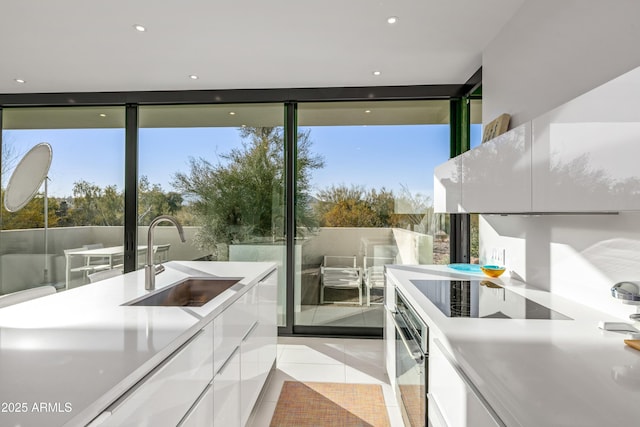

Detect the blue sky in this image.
[3,124,481,200]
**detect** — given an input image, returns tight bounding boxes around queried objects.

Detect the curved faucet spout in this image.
[145,215,186,290]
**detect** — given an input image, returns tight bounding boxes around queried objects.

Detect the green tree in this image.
[0,188,60,230]
[315,185,399,227]
[138,176,184,225]
[172,127,323,254]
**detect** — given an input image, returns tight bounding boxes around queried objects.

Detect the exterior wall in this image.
[0,226,207,293]
[481,0,640,319]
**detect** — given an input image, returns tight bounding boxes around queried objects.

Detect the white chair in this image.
[364,256,394,306]
[88,268,123,283]
[64,246,111,285]
[0,285,56,308]
[320,255,363,305]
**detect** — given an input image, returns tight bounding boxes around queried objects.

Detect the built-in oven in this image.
[391,288,428,427]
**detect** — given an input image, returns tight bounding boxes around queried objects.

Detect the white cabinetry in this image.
[99,322,214,427]
[434,157,462,213]
[179,383,213,427]
[90,267,277,427]
[461,122,532,213]
[213,346,241,427]
[213,268,278,427]
[256,270,278,399]
[434,122,531,213]
[531,65,640,212]
[429,339,502,427]
[241,269,277,425]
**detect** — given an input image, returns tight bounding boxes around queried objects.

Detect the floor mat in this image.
[269,381,391,427]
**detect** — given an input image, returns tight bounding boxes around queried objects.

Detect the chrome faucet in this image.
[145,215,186,290]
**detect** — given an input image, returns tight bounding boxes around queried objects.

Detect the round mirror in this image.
[4,143,52,212]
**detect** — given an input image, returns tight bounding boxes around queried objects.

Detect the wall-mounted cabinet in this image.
[531,65,640,212]
[434,157,462,213]
[434,123,531,213]
[461,122,531,213]
[435,64,640,214]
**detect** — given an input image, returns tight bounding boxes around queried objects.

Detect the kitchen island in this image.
[386,265,640,427]
[0,261,277,427]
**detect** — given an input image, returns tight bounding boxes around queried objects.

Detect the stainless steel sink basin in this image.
[125,277,242,307]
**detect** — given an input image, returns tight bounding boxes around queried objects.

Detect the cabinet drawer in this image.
[178,382,213,427]
[430,339,503,427]
[213,287,258,373]
[214,346,241,427]
[98,323,214,427]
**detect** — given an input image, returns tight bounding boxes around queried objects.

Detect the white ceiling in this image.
[0,0,524,95]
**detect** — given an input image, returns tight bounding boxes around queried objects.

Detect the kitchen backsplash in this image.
[480,212,640,320]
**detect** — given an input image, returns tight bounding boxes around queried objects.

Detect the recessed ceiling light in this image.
[189,74,199,80]
[373,71,381,76]
[99,113,107,117]
[387,16,398,24]
[133,24,146,32]
[365,110,371,114]
[14,78,26,84]
[229,112,236,116]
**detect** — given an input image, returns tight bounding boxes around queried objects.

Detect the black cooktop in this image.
[410,279,571,320]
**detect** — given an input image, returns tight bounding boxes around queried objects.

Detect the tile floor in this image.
[247,336,404,427]
[295,304,385,327]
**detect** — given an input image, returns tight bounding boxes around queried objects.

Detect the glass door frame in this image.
[0,72,481,337]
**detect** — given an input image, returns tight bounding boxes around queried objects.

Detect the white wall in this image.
[481,0,640,319]
[483,0,640,127]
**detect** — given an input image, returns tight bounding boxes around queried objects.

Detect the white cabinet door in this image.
[429,340,502,427]
[213,346,241,427]
[532,65,640,212]
[240,320,260,426]
[461,122,532,213]
[241,269,278,425]
[257,269,277,387]
[213,292,251,374]
[179,383,213,427]
[434,157,462,213]
[101,323,214,427]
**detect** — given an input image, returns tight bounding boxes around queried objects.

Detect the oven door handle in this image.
[389,309,425,362]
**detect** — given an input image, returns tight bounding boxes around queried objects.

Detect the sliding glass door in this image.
[293,101,451,333]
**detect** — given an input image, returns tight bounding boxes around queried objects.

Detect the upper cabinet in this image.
[434,64,640,214]
[434,156,462,213]
[531,65,640,212]
[461,122,532,213]
[434,123,531,213]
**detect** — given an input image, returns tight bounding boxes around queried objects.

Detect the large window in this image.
[294,101,450,330]
[138,104,286,325]
[1,107,125,293]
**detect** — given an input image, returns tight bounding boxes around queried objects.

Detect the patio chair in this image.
[364,256,394,306]
[64,246,111,284]
[154,243,171,264]
[320,255,363,305]
[88,268,123,283]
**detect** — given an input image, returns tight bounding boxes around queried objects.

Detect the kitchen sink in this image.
[125,277,242,307]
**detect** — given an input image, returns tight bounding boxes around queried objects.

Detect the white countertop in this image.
[0,261,276,427]
[386,265,640,427]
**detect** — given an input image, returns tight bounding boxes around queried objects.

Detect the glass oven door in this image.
[394,310,426,427]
